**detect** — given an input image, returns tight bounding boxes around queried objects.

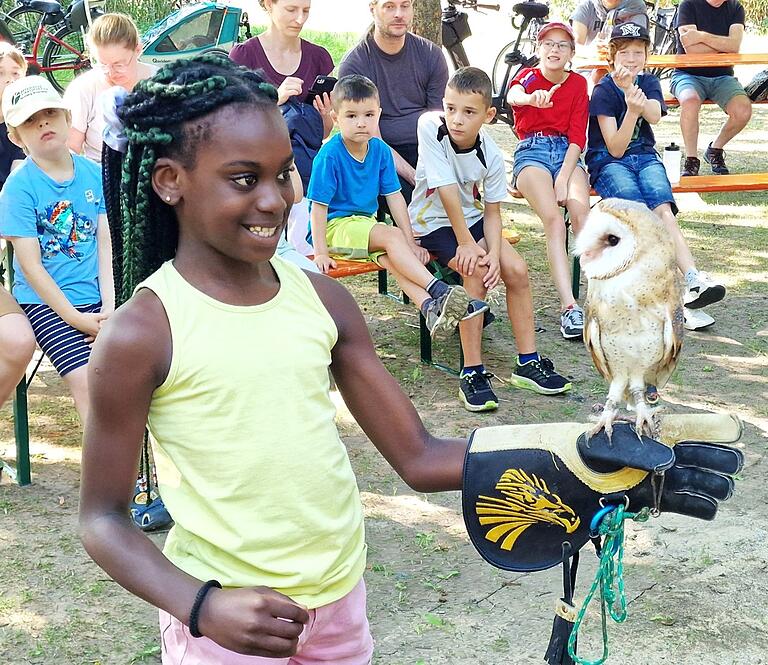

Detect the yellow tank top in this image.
[138,258,366,608]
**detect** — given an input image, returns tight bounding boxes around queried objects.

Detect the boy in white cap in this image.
[0,76,114,422]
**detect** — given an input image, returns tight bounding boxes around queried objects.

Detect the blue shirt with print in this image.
[586,73,667,184]
[307,134,401,221]
[0,154,105,305]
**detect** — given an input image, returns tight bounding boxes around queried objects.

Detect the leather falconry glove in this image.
[462,413,744,572]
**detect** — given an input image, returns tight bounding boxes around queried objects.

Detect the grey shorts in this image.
[670,72,747,110]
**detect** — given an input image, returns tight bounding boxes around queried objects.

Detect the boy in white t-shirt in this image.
[410,67,572,412]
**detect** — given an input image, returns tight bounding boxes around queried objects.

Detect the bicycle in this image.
[0,0,104,93]
[442,0,549,127]
[646,0,677,81]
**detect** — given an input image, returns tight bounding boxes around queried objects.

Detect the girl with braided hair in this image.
[79,54,469,663]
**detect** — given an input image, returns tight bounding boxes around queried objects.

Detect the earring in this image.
[165,196,171,202]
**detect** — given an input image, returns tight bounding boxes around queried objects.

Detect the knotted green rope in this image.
[567,504,651,665]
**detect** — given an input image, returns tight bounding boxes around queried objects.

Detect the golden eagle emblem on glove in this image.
[476,469,580,550]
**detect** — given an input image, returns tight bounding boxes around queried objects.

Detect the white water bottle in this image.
[663,143,681,184]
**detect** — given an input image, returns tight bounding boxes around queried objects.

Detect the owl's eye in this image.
[606,234,620,246]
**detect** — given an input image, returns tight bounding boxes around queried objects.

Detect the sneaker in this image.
[464,298,490,321]
[684,271,726,309]
[465,298,495,328]
[681,156,700,177]
[459,370,499,412]
[560,305,584,340]
[704,143,729,175]
[509,356,572,395]
[683,307,715,331]
[423,286,471,340]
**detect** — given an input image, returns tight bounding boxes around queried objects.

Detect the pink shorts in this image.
[159,578,373,664]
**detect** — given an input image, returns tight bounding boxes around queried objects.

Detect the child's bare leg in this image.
[369,225,433,306]
[653,203,696,275]
[376,255,429,306]
[0,313,35,406]
[565,167,591,237]
[62,365,90,424]
[516,167,577,310]
[446,261,486,367]
[487,239,536,354]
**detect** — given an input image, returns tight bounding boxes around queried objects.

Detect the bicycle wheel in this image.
[41,25,89,94]
[647,21,676,81]
[5,6,42,50]
[491,19,540,97]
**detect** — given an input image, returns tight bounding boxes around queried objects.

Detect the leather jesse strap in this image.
[462,414,743,573]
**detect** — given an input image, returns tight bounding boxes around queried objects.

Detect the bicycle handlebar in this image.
[447,0,501,12]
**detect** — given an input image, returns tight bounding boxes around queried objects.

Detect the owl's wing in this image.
[583,302,611,380]
[655,302,685,388]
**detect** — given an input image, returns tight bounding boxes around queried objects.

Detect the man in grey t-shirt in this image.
[571,0,649,45]
[339,0,448,202]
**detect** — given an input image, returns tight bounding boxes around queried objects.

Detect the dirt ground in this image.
[1,108,767,665]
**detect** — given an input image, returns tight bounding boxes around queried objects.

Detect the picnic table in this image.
[574,52,768,70]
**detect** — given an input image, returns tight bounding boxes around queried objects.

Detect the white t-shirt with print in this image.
[408,111,508,238]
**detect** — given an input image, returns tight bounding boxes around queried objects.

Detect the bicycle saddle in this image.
[513,1,549,20]
[27,0,62,14]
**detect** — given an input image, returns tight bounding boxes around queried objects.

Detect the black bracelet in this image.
[188,579,222,638]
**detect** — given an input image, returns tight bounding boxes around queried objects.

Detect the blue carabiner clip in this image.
[590,505,616,537]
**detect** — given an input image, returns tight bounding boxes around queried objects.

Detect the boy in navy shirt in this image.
[307,74,486,340]
[586,22,725,330]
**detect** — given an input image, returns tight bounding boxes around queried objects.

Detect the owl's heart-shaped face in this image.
[574,209,637,280]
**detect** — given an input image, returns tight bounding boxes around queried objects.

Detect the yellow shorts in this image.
[0,284,23,317]
[326,215,386,265]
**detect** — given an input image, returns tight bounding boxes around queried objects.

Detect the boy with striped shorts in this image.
[0,76,114,423]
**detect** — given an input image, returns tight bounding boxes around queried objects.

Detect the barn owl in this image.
[574,199,684,439]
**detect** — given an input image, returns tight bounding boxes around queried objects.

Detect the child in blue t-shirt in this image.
[586,23,725,330]
[307,74,487,340]
[0,76,114,421]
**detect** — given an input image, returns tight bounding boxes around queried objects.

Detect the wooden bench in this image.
[323,230,522,375]
[664,97,768,107]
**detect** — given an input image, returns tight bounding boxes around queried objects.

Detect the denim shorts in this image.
[670,72,747,110]
[593,152,678,214]
[512,135,585,187]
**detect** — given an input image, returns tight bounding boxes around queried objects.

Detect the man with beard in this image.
[339,0,448,202]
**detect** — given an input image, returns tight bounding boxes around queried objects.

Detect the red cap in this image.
[537,22,576,45]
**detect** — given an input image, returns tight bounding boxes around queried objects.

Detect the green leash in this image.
[567,504,651,665]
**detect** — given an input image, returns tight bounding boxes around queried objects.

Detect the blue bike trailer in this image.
[140,1,245,66]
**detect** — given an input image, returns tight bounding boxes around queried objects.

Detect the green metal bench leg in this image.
[377,267,388,295]
[572,257,581,300]
[1,378,32,486]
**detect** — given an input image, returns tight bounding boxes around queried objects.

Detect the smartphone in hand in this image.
[304,75,337,105]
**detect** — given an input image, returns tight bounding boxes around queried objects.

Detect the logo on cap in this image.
[619,23,642,37]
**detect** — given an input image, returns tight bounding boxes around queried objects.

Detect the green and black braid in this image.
[102,53,279,305]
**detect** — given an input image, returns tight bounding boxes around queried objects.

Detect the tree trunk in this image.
[412,0,442,45]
